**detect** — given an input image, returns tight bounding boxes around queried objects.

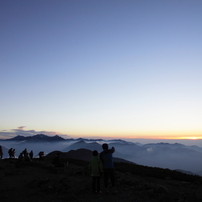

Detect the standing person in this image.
[100,143,117,193]
[29,150,33,160]
[22,148,29,161]
[0,145,3,159]
[12,149,15,158]
[8,148,15,158]
[89,150,103,194]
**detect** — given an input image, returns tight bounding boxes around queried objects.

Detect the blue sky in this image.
[0,0,202,139]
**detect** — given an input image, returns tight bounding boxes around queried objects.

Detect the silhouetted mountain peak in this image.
[5,134,65,142]
[8,135,26,141]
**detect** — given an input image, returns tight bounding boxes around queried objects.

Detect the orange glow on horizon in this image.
[67,133,202,140]
[175,136,202,140]
[122,136,202,140]
[59,129,202,140]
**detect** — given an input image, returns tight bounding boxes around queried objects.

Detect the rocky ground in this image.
[1,158,202,202]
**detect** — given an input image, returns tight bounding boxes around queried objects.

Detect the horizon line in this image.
[1,134,202,141]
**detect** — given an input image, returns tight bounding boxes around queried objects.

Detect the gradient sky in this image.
[1,0,202,139]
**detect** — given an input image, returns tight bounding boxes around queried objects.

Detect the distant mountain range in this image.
[0,134,129,144]
[2,134,66,142]
[1,134,202,176]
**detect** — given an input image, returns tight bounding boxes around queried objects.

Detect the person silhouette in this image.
[38,151,44,159]
[89,150,103,193]
[29,150,33,160]
[8,148,15,158]
[100,143,117,193]
[0,145,3,159]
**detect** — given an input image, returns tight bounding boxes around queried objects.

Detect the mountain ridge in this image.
[2,134,66,142]
[1,134,202,175]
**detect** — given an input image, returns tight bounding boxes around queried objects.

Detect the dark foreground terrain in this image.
[1,157,202,202]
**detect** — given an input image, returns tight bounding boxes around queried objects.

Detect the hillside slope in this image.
[1,158,202,202]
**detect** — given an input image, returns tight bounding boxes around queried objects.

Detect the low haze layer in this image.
[1,134,202,175]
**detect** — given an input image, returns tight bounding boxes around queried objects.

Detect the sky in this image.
[0,0,202,140]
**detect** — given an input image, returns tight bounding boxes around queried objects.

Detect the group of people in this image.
[18,149,45,160]
[1,143,116,194]
[18,148,34,161]
[0,146,45,160]
[89,143,117,194]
